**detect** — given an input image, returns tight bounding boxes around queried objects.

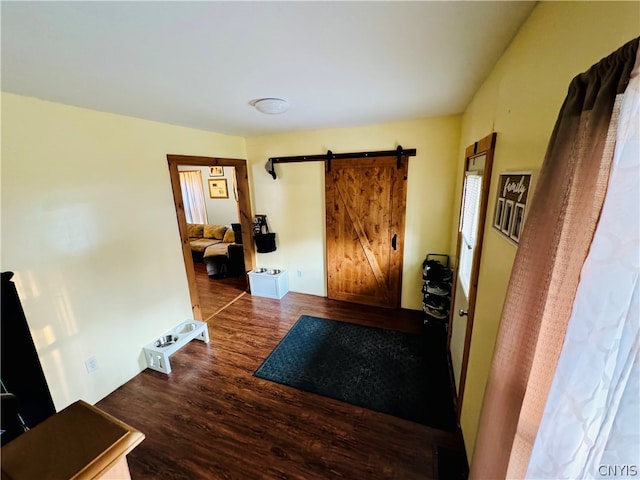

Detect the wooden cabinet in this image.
[1,400,144,480]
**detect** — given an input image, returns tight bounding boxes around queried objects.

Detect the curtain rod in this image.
[265,146,417,179]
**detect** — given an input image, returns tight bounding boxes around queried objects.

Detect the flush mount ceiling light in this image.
[254,98,289,115]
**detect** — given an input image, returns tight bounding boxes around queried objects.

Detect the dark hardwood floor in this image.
[97,270,467,479]
[193,260,248,319]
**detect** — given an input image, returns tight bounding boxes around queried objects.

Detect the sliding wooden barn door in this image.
[325,156,408,308]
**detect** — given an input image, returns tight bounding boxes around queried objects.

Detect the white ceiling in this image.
[1,1,536,137]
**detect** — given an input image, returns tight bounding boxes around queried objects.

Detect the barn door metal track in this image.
[264,146,416,179]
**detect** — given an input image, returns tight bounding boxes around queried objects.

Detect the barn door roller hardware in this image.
[264,146,416,179]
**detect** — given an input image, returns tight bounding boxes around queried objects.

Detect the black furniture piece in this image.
[1,271,56,445]
[228,222,246,276]
[231,223,242,245]
[227,244,246,276]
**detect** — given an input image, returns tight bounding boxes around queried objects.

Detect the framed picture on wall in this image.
[493,171,532,245]
[494,197,505,229]
[502,200,515,236]
[511,203,526,242]
[208,179,228,198]
[209,166,224,177]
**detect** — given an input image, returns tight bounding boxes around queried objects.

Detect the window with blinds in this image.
[459,173,482,297]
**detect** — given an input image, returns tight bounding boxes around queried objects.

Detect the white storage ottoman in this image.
[248,268,289,299]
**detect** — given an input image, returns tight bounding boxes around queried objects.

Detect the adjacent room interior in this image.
[177,164,248,316]
[1,2,638,479]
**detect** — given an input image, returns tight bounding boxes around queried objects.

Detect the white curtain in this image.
[179,170,208,224]
[526,53,639,479]
[232,167,239,203]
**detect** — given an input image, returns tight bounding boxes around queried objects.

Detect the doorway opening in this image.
[167,155,255,321]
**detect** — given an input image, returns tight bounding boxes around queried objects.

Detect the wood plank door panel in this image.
[326,156,408,308]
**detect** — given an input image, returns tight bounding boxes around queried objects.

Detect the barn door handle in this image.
[391,233,397,250]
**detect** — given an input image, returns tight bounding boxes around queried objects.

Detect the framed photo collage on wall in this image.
[493,172,532,245]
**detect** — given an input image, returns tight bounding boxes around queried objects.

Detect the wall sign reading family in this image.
[493,172,532,244]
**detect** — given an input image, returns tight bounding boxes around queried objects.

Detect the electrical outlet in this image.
[84,355,98,373]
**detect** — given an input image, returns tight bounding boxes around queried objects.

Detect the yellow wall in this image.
[1,94,461,408]
[452,1,640,459]
[246,117,461,310]
[1,93,246,410]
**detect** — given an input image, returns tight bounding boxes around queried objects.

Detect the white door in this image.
[451,164,484,391]
[448,133,496,420]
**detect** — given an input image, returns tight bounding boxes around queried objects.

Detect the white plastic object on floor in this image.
[143,320,210,374]
[248,268,289,299]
